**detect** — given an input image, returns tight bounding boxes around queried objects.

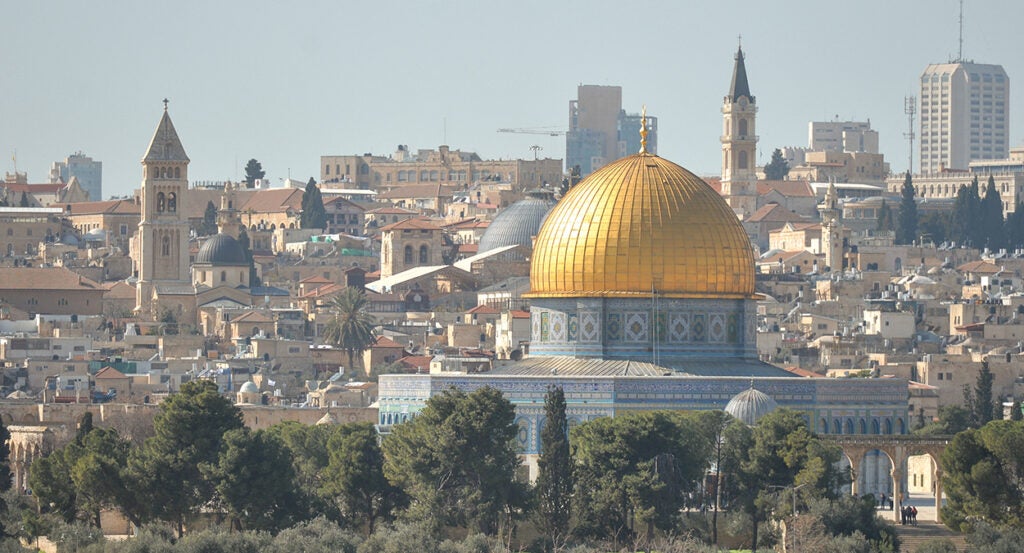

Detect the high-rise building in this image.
[566,85,656,177]
[720,46,758,219]
[49,152,102,201]
[919,62,1009,174]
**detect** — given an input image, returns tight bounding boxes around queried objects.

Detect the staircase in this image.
[896,522,967,552]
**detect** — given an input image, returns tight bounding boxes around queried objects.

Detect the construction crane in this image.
[497,127,566,137]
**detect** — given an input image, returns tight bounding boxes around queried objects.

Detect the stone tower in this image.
[721,45,758,219]
[818,181,842,272]
[136,102,191,315]
[217,180,241,239]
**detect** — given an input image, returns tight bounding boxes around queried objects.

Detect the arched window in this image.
[220,271,226,282]
[419,245,428,263]
[5,229,11,236]
[161,235,170,256]
[156,192,166,212]
[738,118,748,137]
[167,192,176,213]
[844,418,854,434]
[833,419,841,434]
[239,271,245,282]
[404,245,413,264]
[820,418,829,434]
[859,418,867,435]
[897,418,906,434]
[738,150,749,169]
[884,418,893,435]
[174,167,180,179]
[871,419,881,434]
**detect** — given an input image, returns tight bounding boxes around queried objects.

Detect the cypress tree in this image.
[981,175,1005,251]
[897,172,918,244]
[300,178,326,230]
[535,385,572,549]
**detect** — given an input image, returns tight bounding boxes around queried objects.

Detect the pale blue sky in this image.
[2,0,1022,199]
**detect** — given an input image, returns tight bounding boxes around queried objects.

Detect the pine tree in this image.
[968,176,984,247]
[535,385,572,549]
[244,159,265,188]
[973,362,996,427]
[300,178,327,230]
[763,148,790,180]
[896,172,918,245]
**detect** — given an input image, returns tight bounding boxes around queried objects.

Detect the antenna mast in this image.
[904,96,916,175]
[957,0,964,62]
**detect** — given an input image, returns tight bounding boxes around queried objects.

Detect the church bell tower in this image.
[721,44,758,219]
[136,100,191,315]
[818,181,843,272]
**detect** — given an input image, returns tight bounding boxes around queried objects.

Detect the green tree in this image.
[972,362,997,427]
[1012,399,1023,422]
[534,386,572,550]
[918,210,950,245]
[301,178,327,230]
[1005,202,1024,250]
[724,409,847,552]
[0,419,10,495]
[322,287,376,377]
[244,159,265,188]
[696,410,737,546]
[200,200,218,236]
[897,172,918,245]
[382,386,524,536]
[915,405,972,436]
[981,175,1005,251]
[876,200,894,232]
[571,411,711,549]
[322,423,403,535]
[763,148,790,180]
[127,380,244,535]
[204,427,306,532]
[941,420,1024,530]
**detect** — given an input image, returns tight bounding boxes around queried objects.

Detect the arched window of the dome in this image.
[820,418,828,434]
[833,419,841,434]
[859,418,868,435]
[404,246,413,264]
[419,245,428,263]
[845,418,854,434]
[871,419,880,435]
[157,192,166,213]
[884,418,893,435]
[738,150,749,170]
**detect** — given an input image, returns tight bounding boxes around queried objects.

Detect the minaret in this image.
[818,181,843,272]
[217,180,241,239]
[135,100,191,315]
[721,43,758,219]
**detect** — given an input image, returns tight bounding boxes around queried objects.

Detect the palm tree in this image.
[322,287,376,377]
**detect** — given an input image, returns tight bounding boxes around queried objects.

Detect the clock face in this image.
[739,97,748,108]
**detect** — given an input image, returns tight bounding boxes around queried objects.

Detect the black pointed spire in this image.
[729,46,754,103]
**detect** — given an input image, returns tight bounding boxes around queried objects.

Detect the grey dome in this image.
[478,192,556,254]
[196,234,248,266]
[725,385,778,426]
[238,381,259,394]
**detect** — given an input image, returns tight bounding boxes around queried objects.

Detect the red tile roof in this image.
[746,203,808,223]
[757,180,814,197]
[466,304,500,315]
[380,217,442,231]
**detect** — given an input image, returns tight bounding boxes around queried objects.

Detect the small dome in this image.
[478,191,556,254]
[196,234,248,266]
[725,385,778,425]
[238,381,259,394]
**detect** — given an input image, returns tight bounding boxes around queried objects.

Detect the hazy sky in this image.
[3,0,1022,199]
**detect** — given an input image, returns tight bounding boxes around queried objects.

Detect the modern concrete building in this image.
[566,84,657,177]
[50,152,102,202]
[809,120,879,154]
[919,62,1009,174]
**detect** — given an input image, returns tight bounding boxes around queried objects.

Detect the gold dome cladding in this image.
[527,153,755,299]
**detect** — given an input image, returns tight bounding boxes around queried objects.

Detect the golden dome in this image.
[528,153,755,299]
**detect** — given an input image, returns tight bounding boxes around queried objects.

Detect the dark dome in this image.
[478,192,556,254]
[195,234,248,266]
